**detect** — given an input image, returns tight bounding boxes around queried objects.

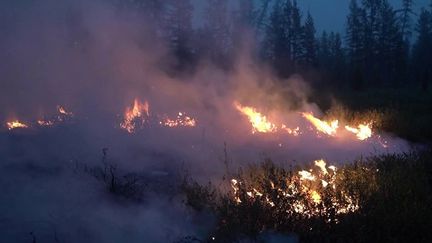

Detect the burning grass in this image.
[181,150,432,242]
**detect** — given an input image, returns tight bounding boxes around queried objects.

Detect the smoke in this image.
[0,0,412,241]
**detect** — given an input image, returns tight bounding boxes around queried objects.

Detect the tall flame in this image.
[120,98,149,133]
[302,112,339,136]
[234,102,277,134]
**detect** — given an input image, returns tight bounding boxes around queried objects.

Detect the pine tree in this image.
[412,8,432,90]
[346,0,365,67]
[302,11,317,67]
[398,0,414,41]
[377,0,404,85]
[166,0,194,67]
[330,33,346,83]
[263,0,291,75]
[318,31,330,67]
[290,0,303,65]
[203,0,232,67]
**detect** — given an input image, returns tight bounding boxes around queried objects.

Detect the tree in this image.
[263,0,292,76]
[346,0,367,88]
[301,11,317,67]
[329,32,346,84]
[346,0,365,67]
[398,0,414,41]
[318,31,330,67]
[203,0,232,67]
[377,0,405,85]
[412,8,432,90]
[290,0,303,66]
[166,0,195,69]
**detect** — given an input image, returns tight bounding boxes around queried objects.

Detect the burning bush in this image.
[181,150,432,242]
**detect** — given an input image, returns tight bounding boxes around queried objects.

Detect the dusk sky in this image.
[298,0,430,33]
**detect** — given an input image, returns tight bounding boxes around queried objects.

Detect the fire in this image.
[298,170,316,181]
[57,106,73,116]
[302,112,339,136]
[6,120,29,130]
[281,125,301,136]
[345,124,372,140]
[310,190,321,204]
[120,98,149,133]
[234,102,277,134]
[314,159,328,175]
[160,112,196,128]
[230,159,359,218]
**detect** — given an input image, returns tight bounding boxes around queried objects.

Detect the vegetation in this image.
[182,150,432,242]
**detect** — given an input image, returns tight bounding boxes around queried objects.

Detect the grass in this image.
[181,150,432,242]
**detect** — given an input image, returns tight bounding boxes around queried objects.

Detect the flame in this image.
[299,170,316,181]
[230,159,359,218]
[310,190,321,204]
[6,120,28,130]
[160,112,196,128]
[120,98,149,133]
[345,124,372,140]
[234,102,277,134]
[302,112,339,136]
[57,106,73,116]
[314,159,328,175]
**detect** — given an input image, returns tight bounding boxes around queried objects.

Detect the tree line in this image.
[116,0,432,91]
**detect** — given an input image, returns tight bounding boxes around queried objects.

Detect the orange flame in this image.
[302,112,339,136]
[231,159,359,217]
[57,106,73,116]
[120,98,149,133]
[345,124,372,140]
[6,120,28,130]
[234,102,277,134]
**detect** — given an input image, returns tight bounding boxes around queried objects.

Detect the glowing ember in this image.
[160,112,196,128]
[6,120,29,130]
[37,120,54,126]
[57,106,73,116]
[120,98,149,133]
[345,124,372,140]
[281,125,301,136]
[302,112,339,136]
[234,102,277,134]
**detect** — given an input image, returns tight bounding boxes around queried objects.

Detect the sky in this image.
[298,0,431,33]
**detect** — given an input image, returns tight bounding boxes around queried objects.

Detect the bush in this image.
[182,150,432,242]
